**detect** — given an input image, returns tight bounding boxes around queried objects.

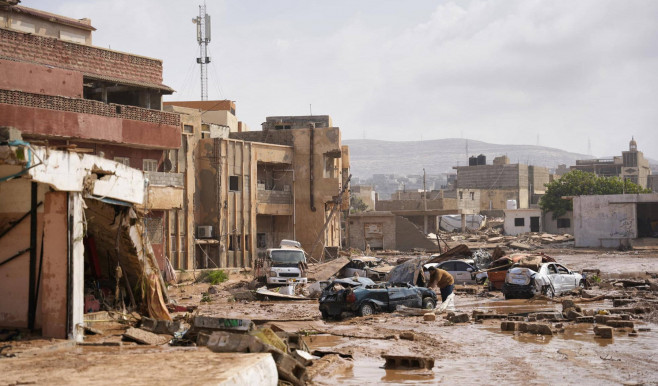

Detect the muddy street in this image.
[1,251,657,385]
[171,251,658,385]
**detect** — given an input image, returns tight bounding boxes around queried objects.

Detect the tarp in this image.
[386,257,428,286]
[439,214,486,232]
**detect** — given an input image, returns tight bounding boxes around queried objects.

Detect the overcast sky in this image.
[28,0,658,159]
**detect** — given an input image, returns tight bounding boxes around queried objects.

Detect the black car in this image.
[318,278,437,319]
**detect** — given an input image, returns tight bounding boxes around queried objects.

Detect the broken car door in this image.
[546,263,561,293]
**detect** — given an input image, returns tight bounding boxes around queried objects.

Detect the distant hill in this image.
[343,138,592,179]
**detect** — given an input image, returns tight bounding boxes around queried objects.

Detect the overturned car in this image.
[318,277,437,319]
[502,262,584,299]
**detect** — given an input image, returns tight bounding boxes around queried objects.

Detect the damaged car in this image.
[502,262,584,299]
[318,277,437,319]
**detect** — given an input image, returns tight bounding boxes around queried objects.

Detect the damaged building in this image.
[453,155,550,210]
[0,4,176,340]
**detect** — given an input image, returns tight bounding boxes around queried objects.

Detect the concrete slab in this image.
[0,347,278,386]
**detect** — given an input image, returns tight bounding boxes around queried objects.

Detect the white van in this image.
[264,240,308,286]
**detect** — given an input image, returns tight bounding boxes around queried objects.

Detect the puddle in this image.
[303,334,348,351]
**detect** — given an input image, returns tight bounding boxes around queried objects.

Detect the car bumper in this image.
[502,283,536,298]
[266,277,308,285]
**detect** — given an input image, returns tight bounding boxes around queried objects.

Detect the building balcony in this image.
[0,89,181,149]
[257,189,293,216]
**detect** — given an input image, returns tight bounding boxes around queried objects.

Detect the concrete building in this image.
[570,138,652,189]
[351,185,376,211]
[453,156,550,210]
[163,100,248,133]
[543,211,574,235]
[573,194,658,248]
[0,2,94,45]
[503,209,542,235]
[0,4,177,339]
[348,212,438,252]
[191,115,350,263]
[375,191,458,234]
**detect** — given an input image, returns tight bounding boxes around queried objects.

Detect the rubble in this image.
[594,326,613,339]
[122,327,171,346]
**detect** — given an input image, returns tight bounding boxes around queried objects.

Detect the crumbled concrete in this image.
[423,313,436,321]
[123,327,171,345]
[594,326,613,339]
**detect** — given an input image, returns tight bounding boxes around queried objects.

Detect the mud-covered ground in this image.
[1,250,657,385]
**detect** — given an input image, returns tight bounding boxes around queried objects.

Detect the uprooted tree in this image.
[539,170,650,218]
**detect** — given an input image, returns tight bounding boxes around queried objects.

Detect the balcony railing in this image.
[257,190,292,205]
[0,89,180,127]
[145,172,184,187]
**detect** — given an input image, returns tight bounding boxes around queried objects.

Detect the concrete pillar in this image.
[461,213,466,233]
[423,215,428,234]
[40,192,68,339]
[69,193,84,341]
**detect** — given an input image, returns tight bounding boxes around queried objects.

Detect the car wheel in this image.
[359,303,375,317]
[542,285,555,298]
[578,280,586,289]
[422,297,436,310]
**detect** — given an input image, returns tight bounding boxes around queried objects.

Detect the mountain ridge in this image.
[344,138,595,179]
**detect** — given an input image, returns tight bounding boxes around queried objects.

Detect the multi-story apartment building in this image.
[0,3,180,340]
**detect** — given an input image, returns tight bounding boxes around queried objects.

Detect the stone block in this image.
[525,323,553,336]
[140,317,180,335]
[123,327,171,345]
[606,320,634,328]
[594,326,613,339]
[500,321,517,331]
[399,332,416,340]
[564,309,584,321]
[423,313,436,322]
[382,355,434,370]
[576,316,594,323]
[448,313,470,323]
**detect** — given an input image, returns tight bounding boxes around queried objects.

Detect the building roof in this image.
[163,100,235,112]
[8,5,97,31]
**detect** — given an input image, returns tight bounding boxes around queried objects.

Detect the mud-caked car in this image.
[319,278,437,319]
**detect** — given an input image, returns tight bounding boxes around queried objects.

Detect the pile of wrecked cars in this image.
[502,256,585,299]
[319,258,437,319]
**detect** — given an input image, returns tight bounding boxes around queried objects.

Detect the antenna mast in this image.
[195,4,211,100]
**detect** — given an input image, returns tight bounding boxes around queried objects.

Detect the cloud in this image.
[24,0,658,159]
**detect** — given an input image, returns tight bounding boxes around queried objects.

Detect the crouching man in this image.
[428,266,454,303]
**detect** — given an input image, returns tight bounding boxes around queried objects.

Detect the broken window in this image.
[323,155,338,178]
[114,157,130,167]
[143,159,158,172]
[557,218,570,228]
[229,176,240,191]
[459,191,463,200]
[514,218,525,227]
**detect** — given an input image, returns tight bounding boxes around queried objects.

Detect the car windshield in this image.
[270,249,305,264]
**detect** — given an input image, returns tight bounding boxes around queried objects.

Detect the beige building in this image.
[570,138,652,189]
[163,100,247,133]
[454,156,550,210]
[351,185,376,211]
[0,2,94,45]
[193,115,349,264]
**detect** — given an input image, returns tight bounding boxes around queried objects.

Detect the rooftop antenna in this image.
[587,136,592,156]
[193,3,211,100]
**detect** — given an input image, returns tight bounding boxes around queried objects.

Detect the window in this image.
[114,157,130,167]
[556,264,569,274]
[323,155,337,178]
[470,192,475,200]
[514,218,525,227]
[143,159,158,172]
[557,218,571,228]
[547,264,557,274]
[257,233,267,248]
[459,191,463,200]
[229,176,240,191]
[183,124,194,134]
